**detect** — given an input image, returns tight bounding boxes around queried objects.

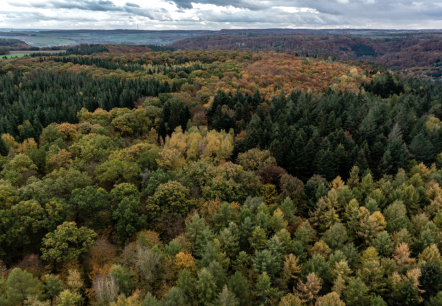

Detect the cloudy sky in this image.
[1,0,442,30]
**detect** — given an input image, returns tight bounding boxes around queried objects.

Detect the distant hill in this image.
[170,31,442,81]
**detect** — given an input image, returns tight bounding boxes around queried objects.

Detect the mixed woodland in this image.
[170,33,442,81]
[1,45,442,306]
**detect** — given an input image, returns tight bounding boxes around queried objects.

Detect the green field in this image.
[1,50,66,59]
[1,54,29,59]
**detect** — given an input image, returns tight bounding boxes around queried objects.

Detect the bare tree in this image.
[136,246,163,287]
[94,274,119,305]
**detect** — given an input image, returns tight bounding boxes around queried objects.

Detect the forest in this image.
[1,45,442,306]
[170,32,442,81]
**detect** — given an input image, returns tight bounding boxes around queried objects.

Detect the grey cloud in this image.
[3,0,442,29]
[169,0,270,10]
[125,2,140,8]
[7,0,171,20]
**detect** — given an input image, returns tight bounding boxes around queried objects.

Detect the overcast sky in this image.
[1,0,442,30]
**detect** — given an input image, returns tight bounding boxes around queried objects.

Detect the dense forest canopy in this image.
[1,45,442,306]
[170,32,442,81]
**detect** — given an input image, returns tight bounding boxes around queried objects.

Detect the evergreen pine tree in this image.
[389,278,420,306]
[0,136,8,156]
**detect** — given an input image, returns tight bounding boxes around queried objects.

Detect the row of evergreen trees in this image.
[0,70,174,141]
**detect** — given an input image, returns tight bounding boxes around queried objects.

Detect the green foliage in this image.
[41,221,97,263]
[2,46,442,306]
[112,195,147,242]
[390,278,420,306]
[147,180,194,218]
[5,268,43,305]
[197,268,218,305]
[344,277,370,306]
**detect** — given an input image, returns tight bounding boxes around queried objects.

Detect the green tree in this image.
[344,277,370,306]
[208,261,227,291]
[147,181,194,218]
[253,250,280,280]
[112,196,147,242]
[425,292,442,306]
[216,285,239,306]
[197,268,218,305]
[56,289,82,306]
[254,273,281,306]
[371,231,394,257]
[213,203,237,232]
[390,278,420,306]
[95,159,141,187]
[41,221,97,263]
[420,262,442,301]
[5,268,43,305]
[70,186,111,230]
[162,287,186,306]
[43,274,63,304]
[176,269,196,305]
[227,272,249,306]
[371,296,387,306]
[249,226,267,250]
[0,137,8,157]
[110,265,134,297]
[142,293,161,306]
[321,223,348,251]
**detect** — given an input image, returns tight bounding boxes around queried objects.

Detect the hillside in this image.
[0,30,212,48]
[1,46,442,305]
[170,32,442,81]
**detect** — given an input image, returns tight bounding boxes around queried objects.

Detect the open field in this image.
[1,54,28,59]
[1,50,66,59]
[9,50,66,55]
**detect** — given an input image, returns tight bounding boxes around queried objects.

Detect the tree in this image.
[293,273,321,305]
[254,272,282,306]
[5,268,43,305]
[253,250,280,280]
[0,137,8,156]
[389,278,420,306]
[41,221,97,263]
[278,294,302,306]
[43,274,63,304]
[147,181,193,218]
[70,186,111,230]
[176,269,196,305]
[371,231,394,257]
[216,285,239,306]
[95,159,141,187]
[142,293,161,306]
[197,268,218,305]
[227,271,250,306]
[249,226,267,250]
[136,246,162,287]
[316,292,345,306]
[110,265,134,297]
[344,277,369,306]
[277,174,307,212]
[162,287,186,306]
[370,296,387,306]
[56,289,82,306]
[321,223,348,251]
[425,292,442,306]
[213,203,237,232]
[113,196,147,243]
[420,262,442,301]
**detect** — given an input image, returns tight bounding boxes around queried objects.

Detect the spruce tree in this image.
[0,136,8,156]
